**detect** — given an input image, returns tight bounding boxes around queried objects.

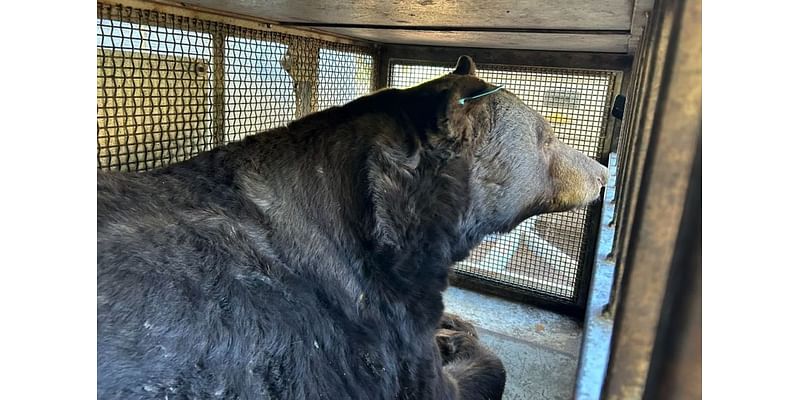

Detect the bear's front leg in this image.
[435,314,506,400]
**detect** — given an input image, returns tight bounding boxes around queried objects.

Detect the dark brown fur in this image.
[97,56,607,400]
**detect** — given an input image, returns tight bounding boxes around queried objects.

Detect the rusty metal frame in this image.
[447,273,584,317]
[601,0,701,397]
[642,141,701,400]
[607,7,662,314]
[571,201,608,315]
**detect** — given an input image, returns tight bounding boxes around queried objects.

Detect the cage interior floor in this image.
[443,287,582,400]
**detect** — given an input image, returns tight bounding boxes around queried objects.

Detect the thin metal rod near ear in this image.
[458,85,504,105]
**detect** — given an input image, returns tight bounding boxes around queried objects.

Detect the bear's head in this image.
[386,56,608,244]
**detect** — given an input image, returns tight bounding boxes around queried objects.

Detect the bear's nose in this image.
[598,168,609,187]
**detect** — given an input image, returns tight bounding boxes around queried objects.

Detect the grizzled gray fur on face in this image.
[97,55,606,400]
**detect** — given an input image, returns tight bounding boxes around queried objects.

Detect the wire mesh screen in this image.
[390,61,616,304]
[97,3,376,172]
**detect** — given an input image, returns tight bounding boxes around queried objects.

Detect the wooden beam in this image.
[100,0,379,48]
[383,45,632,71]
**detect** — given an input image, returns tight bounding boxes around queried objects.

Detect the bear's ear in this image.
[443,77,500,112]
[403,69,500,153]
[453,55,477,76]
[400,75,499,158]
[426,76,500,153]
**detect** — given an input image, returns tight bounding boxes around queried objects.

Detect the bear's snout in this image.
[598,165,609,187]
[593,161,609,192]
[547,145,609,212]
[585,158,608,200]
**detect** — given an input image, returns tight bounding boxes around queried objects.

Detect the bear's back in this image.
[96,166,430,400]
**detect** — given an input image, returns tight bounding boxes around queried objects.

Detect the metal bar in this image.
[642,138,701,400]
[606,44,644,299]
[375,46,390,90]
[607,7,662,314]
[604,70,628,162]
[448,272,583,318]
[573,153,620,400]
[606,66,632,227]
[613,23,647,232]
[212,32,225,146]
[602,0,701,396]
[383,45,632,71]
[574,199,605,314]
[613,15,651,214]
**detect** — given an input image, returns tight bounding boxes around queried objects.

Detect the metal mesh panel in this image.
[222,35,294,144]
[390,61,616,303]
[97,3,376,171]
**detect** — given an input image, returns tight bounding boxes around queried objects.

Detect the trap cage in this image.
[96,0,625,314]
[96,0,701,398]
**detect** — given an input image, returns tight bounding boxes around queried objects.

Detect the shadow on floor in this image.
[443,287,583,400]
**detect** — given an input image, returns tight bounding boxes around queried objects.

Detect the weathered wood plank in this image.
[328,29,630,52]
[183,0,634,31]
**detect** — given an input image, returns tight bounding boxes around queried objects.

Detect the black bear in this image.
[97,55,607,399]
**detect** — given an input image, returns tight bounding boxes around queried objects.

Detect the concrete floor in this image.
[443,287,582,400]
